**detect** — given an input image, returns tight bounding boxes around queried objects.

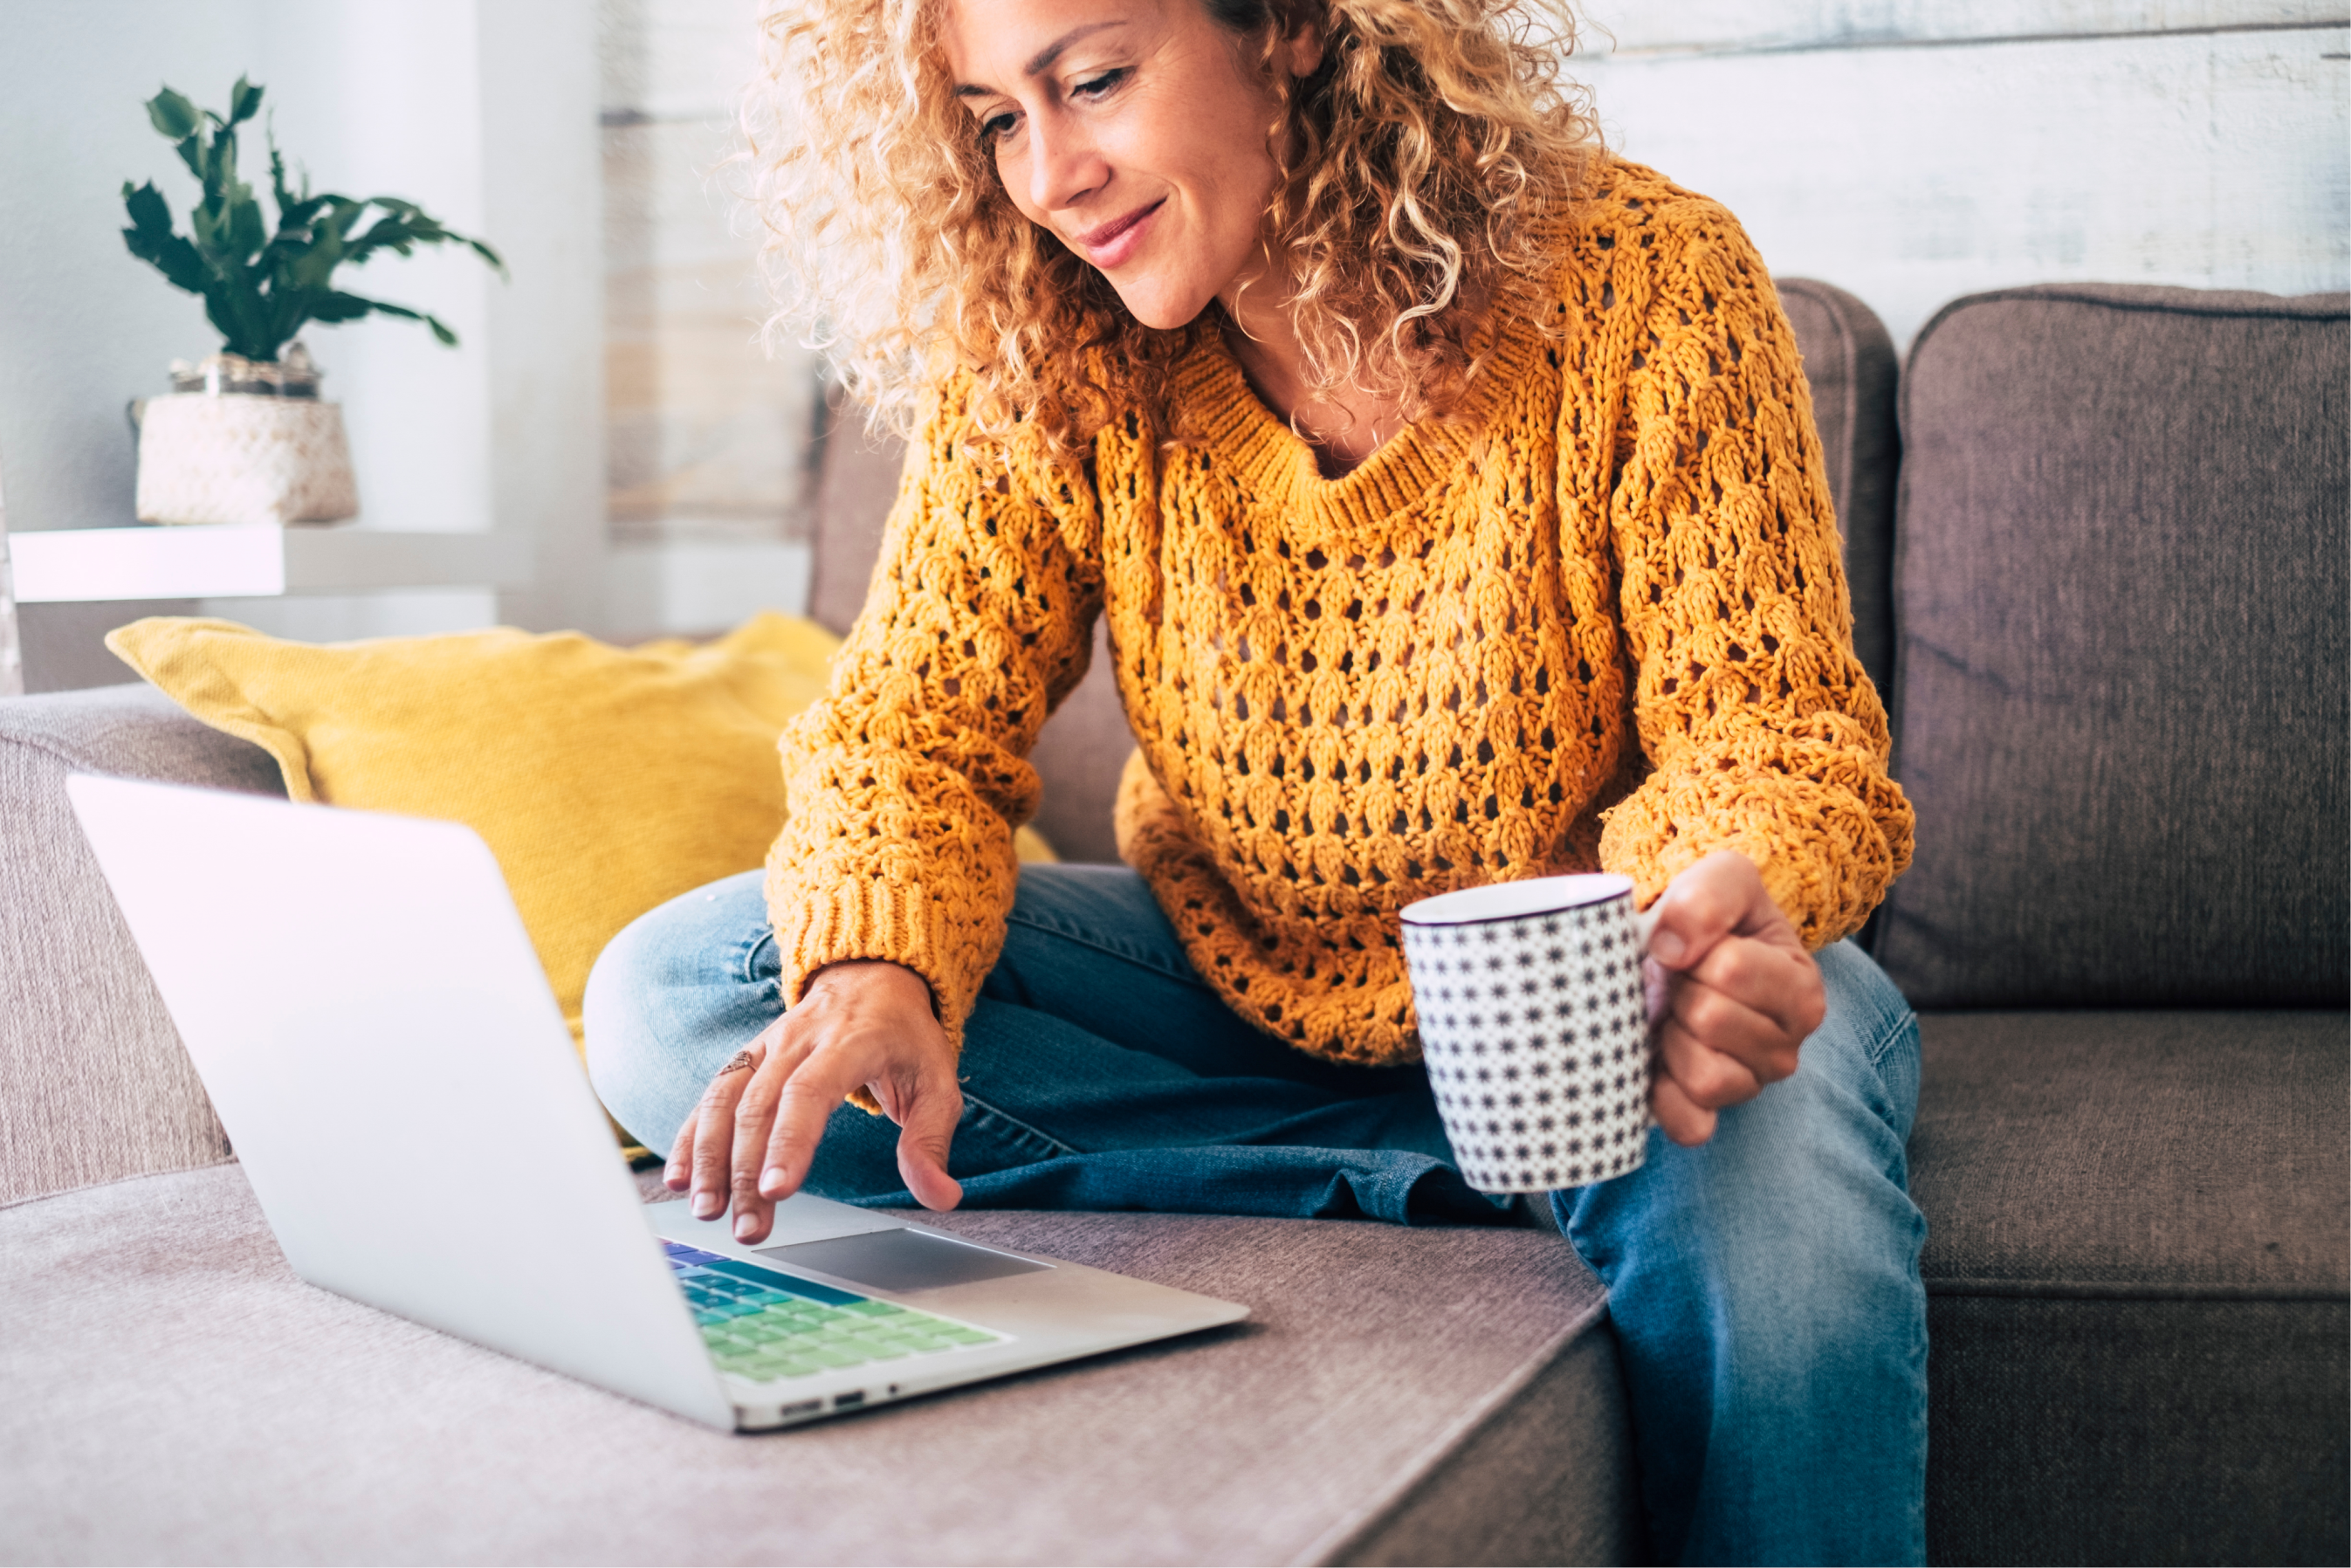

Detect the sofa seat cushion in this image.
[1912,1010,2348,1297]
[1910,1011,2348,1565]
[0,684,285,1206]
[0,1165,1639,1565]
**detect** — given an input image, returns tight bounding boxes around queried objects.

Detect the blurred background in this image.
[0,0,2342,688]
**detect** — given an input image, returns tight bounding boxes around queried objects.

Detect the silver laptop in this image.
[68,774,1248,1432]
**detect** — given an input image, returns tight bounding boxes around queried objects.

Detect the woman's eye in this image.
[981,110,1019,142]
[1071,67,1129,100]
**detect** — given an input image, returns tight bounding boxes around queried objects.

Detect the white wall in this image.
[1575,0,2349,351]
[0,0,605,677]
[0,1,271,538]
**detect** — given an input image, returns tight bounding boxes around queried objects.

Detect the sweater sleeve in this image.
[764,375,1103,1051]
[1594,201,1914,947]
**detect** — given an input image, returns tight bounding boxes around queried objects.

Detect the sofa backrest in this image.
[805,278,1901,864]
[1777,278,1900,699]
[0,683,285,1205]
[1873,285,2349,1008]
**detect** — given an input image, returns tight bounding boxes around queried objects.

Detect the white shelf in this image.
[10,525,533,604]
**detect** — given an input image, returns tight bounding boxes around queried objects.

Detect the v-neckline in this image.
[1165,304,1550,543]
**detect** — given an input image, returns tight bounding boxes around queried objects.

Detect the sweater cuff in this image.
[1598,776,1908,951]
[763,863,980,1109]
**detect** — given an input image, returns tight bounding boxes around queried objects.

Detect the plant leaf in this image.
[120,182,211,296]
[306,290,379,323]
[308,290,459,347]
[225,186,268,261]
[147,87,199,141]
[133,79,494,358]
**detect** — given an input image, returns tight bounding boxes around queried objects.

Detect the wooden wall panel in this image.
[1587,0,2344,53]
[600,0,821,551]
[1573,14,2348,349]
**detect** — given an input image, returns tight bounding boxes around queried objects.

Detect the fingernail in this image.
[760,1166,788,1196]
[733,1211,758,1241]
[1650,928,1686,965]
[691,1191,720,1219]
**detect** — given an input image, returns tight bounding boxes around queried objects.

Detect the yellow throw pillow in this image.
[107,612,1055,1150]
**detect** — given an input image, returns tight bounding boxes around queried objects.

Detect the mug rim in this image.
[1399,871,1636,929]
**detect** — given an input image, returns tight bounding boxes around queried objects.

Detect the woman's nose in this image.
[1028,116,1107,214]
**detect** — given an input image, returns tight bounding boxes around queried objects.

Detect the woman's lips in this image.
[1075,199,1165,270]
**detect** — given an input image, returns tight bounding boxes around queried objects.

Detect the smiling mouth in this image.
[1073,198,1165,267]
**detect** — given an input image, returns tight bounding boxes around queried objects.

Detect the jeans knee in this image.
[579,870,773,1152]
[581,913,657,1114]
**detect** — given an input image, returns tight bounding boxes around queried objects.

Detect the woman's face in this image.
[942,0,1319,331]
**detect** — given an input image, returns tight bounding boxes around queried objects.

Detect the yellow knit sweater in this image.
[766,159,1914,1067]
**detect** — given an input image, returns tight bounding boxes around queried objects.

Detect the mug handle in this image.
[1633,901,1663,953]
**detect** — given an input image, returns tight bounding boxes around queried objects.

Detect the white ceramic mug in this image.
[1399,873,1660,1193]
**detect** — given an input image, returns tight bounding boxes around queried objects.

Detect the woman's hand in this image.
[1642,850,1826,1146]
[665,959,963,1242]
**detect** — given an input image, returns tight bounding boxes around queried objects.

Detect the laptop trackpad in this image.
[755,1228,1049,1293]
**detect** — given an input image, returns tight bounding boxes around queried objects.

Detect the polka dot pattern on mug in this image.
[1400,897,1654,1194]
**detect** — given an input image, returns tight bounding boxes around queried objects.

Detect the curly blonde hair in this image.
[745,0,1601,450]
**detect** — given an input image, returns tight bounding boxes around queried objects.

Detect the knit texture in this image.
[768,159,1914,1066]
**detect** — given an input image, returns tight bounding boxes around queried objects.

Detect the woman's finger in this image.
[727,1025,819,1241]
[1643,849,1768,971]
[1655,1012,1764,1113]
[665,1107,699,1191]
[1665,960,1793,1083]
[1650,1071,1718,1146]
[688,1039,766,1220]
[882,1064,965,1212]
[1689,934,1825,1049]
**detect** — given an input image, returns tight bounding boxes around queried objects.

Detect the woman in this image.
[586,0,1924,1559]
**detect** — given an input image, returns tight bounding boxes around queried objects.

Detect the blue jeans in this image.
[585,863,1926,1565]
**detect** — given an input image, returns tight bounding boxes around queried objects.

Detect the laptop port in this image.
[833,1390,865,1410]
[779,1399,821,1418]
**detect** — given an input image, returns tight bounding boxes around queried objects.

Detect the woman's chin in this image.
[1106,277,1215,334]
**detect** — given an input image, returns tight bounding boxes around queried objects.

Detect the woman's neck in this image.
[1217,282,1407,479]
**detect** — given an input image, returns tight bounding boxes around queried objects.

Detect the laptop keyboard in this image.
[663,1241,1007,1384]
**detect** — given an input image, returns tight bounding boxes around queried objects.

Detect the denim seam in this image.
[959,1092,1081,1160]
[739,929,778,989]
[1864,1005,1920,1070]
[1003,907,1213,991]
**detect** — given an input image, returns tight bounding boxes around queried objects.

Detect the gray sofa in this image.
[2,281,2341,1565]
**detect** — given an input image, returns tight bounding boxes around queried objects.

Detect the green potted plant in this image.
[120,78,503,526]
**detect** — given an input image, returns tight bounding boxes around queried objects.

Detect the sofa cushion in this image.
[0,684,282,1206]
[1912,1010,2348,1297]
[0,1164,1639,1565]
[1911,1010,2348,1565]
[99,613,1055,1084]
[1875,285,2349,1008]
[1777,277,1900,700]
